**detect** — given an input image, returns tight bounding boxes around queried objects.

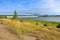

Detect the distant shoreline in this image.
[0,15,60,18]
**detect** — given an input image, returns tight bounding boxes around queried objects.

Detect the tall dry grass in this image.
[1,19,60,40]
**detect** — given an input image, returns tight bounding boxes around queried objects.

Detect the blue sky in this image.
[0,0,60,15]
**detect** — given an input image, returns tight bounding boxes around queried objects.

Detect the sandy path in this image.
[0,24,20,40]
[22,35,37,40]
[0,23,37,40]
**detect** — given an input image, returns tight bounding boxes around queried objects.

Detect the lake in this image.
[20,17,60,22]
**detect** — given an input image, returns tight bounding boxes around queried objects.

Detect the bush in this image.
[35,23,38,25]
[44,23,48,26]
[57,24,60,28]
[20,20,23,22]
[0,16,3,18]
[4,16,7,18]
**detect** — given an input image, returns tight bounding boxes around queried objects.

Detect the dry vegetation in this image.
[1,19,60,40]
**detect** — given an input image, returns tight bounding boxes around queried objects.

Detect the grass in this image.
[1,19,60,40]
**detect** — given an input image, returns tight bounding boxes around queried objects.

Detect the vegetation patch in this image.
[57,24,60,28]
[1,19,60,40]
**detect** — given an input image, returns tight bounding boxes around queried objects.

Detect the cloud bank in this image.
[0,0,60,15]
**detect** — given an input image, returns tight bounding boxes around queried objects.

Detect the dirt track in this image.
[0,24,20,40]
[0,23,37,40]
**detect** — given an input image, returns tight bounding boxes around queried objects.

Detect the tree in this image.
[12,10,18,20]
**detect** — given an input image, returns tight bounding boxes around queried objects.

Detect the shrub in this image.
[0,15,3,18]
[57,24,60,28]
[44,23,48,26]
[4,16,7,18]
[20,20,23,22]
[35,23,38,25]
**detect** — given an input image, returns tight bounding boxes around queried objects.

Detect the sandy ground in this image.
[22,35,37,40]
[0,24,20,40]
[0,23,37,40]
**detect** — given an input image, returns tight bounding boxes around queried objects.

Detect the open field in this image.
[0,19,60,40]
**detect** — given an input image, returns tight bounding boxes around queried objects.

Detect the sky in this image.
[0,0,60,15]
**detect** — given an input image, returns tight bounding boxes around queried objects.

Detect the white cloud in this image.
[17,5,23,8]
[36,0,57,8]
[16,0,60,15]
[29,0,60,14]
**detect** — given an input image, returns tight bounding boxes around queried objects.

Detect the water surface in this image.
[20,17,60,22]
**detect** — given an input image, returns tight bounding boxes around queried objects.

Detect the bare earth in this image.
[0,24,20,40]
[0,24,37,40]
